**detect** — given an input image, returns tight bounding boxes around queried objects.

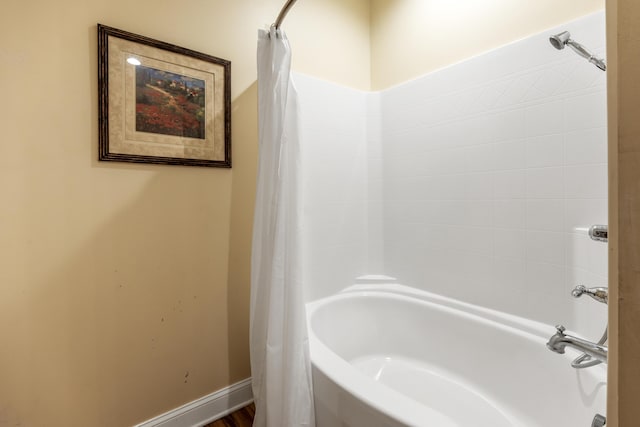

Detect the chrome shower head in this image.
[549,31,571,50]
[549,30,606,71]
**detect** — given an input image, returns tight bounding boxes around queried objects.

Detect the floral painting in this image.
[98,24,231,167]
[135,66,205,139]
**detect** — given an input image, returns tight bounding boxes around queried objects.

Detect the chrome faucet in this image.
[546,325,608,364]
[546,285,609,369]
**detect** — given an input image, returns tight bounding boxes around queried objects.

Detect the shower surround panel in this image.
[296,11,607,338]
[380,11,607,338]
[296,74,372,302]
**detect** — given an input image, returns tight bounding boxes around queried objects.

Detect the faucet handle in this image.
[588,225,608,242]
[572,285,608,304]
[554,325,566,334]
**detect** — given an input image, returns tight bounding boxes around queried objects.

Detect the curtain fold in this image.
[250,27,315,427]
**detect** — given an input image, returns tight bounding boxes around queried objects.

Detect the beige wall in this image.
[0,0,370,425]
[370,0,604,90]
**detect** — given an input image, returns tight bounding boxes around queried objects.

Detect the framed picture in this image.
[98,24,231,168]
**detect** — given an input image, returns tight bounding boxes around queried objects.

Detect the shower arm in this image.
[273,0,299,30]
[566,40,601,65]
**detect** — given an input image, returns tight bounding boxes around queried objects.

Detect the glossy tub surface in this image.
[307,284,606,427]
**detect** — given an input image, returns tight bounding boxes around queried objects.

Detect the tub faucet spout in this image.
[546,325,607,364]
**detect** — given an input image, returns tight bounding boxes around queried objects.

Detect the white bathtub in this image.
[307,284,607,427]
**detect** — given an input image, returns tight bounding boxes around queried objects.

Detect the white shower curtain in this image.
[250,27,315,427]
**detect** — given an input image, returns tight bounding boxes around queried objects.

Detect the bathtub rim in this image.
[306,283,606,426]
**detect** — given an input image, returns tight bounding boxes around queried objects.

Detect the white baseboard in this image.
[135,378,253,427]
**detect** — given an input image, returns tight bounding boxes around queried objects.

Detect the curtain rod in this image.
[273,0,299,30]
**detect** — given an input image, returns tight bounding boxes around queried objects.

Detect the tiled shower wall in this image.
[380,11,607,337]
[296,74,372,302]
[297,11,607,337]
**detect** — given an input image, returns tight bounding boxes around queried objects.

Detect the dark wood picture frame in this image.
[98,24,231,168]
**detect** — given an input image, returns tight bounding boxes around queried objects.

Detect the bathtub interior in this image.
[307,285,606,427]
[351,354,516,427]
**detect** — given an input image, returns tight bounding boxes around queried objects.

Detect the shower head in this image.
[549,31,571,50]
[549,30,606,71]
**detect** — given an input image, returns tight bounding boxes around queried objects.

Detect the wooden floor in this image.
[203,403,255,427]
